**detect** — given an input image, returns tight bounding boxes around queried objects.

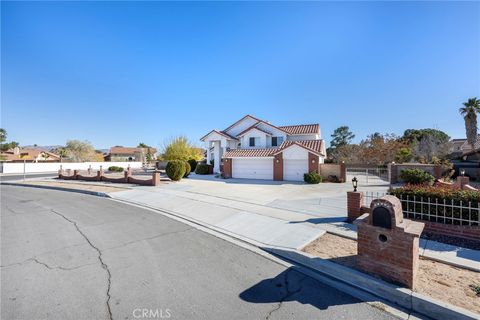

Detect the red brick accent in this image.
[347,191,364,222]
[308,152,319,173]
[455,176,470,189]
[223,158,232,178]
[356,196,424,289]
[340,162,346,183]
[273,153,283,181]
[152,171,161,186]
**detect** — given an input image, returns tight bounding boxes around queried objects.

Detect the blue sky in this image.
[1,1,479,149]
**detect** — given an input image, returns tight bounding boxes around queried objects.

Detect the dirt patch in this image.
[14,181,128,193]
[302,233,480,314]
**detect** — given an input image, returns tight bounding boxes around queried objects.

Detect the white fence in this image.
[0,162,143,174]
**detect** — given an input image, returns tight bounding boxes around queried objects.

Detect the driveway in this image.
[1,185,395,320]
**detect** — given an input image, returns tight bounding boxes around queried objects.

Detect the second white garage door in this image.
[232,158,273,180]
[284,159,308,181]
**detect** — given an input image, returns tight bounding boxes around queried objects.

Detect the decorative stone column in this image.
[355,195,424,289]
[152,171,161,186]
[347,191,364,222]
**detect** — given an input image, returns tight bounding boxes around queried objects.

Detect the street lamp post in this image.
[352,176,358,192]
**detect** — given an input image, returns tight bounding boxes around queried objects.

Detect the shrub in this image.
[187,159,198,172]
[108,166,124,172]
[195,163,210,175]
[399,169,434,185]
[166,160,186,181]
[304,172,323,184]
[183,161,191,178]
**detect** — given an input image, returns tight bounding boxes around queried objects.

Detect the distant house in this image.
[0,147,61,162]
[449,136,480,158]
[105,147,157,162]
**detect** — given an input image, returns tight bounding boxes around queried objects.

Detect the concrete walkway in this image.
[108,182,480,272]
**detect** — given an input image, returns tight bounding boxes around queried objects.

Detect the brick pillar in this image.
[340,162,346,183]
[152,171,161,186]
[124,168,132,182]
[389,163,398,184]
[73,169,79,180]
[96,170,103,181]
[223,158,232,178]
[456,176,470,189]
[308,152,319,173]
[347,191,364,222]
[58,168,64,178]
[273,153,283,181]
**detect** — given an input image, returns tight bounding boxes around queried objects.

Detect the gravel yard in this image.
[303,233,480,314]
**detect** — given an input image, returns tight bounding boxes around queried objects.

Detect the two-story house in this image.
[200,115,326,181]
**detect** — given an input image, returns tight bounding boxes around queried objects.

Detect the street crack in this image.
[265,269,307,320]
[50,209,113,320]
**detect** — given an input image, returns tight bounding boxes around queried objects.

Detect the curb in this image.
[0,182,111,198]
[265,247,479,320]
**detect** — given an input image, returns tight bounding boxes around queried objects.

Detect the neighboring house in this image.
[449,136,480,157]
[200,115,326,181]
[0,147,61,162]
[105,147,157,162]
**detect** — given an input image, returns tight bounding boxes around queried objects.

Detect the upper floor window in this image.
[272,136,284,147]
[249,137,260,147]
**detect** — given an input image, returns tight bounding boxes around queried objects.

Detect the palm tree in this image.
[459,97,480,150]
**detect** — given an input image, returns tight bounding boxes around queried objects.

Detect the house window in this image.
[272,136,284,147]
[249,137,260,147]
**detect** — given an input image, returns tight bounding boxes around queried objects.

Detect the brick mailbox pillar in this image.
[355,195,424,289]
[347,191,364,222]
[456,176,470,189]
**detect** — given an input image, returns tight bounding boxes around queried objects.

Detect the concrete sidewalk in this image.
[109,186,480,271]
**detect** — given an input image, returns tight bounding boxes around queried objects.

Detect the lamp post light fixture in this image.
[460,169,465,176]
[352,177,358,192]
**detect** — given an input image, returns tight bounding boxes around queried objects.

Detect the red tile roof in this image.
[222,140,324,158]
[275,140,325,156]
[223,148,276,158]
[278,124,319,135]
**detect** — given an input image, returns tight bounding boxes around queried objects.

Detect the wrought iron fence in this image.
[364,191,480,226]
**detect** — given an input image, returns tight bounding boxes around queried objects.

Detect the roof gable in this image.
[200,130,238,141]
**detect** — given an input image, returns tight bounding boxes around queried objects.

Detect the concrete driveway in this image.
[1,185,395,320]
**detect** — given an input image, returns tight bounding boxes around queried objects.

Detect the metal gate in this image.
[346,167,390,185]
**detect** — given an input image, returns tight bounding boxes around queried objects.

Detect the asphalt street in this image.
[1,185,396,320]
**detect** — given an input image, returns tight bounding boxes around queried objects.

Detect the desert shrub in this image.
[108,166,124,172]
[399,169,434,185]
[183,161,191,178]
[304,172,323,184]
[195,163,210,175]
[187,159,198,172]
[166,160,186,181]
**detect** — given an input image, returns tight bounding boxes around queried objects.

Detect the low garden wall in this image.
[319,163,346,182]
[1,161,142,174]
[59,168,160,186]
[389,163,441,184]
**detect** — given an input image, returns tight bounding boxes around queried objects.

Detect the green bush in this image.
[195,163,210,175]
[187,159,198,172]
[183,161,191,178]
[304,172,323,184]
[166,160,186,181]
[399,169,435,185]
[108,166,124,172]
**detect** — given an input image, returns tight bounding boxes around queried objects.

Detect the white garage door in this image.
[232,158,273,180]
[284,159,308,181]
